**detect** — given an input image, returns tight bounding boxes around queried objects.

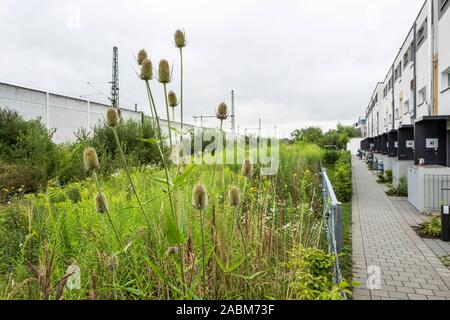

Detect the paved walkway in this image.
[352,158,450,300]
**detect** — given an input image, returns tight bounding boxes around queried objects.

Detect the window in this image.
[404,100,410,113]
[417,19,427,49]
[403,51,409,68]
[439,0,449,19]
[418,87,427,105]
[395,108,399,120]
[398,62,402,78]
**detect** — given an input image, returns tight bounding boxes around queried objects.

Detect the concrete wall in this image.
[0,81,195,144]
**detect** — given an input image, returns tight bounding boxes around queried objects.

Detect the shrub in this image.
[323,150,340,165]
[0,108,61,197]
[332,152,352,203]
[288,246,353,300]
[386,177,408,197]
[0,164,47,202]
[81,117,164,176]
[418,216,441,238]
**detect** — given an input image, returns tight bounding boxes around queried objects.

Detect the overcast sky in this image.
[0,0,425,137]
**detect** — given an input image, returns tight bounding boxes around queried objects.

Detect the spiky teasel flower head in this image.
[241,159,254,178]
[95,193,108,214]
[228,187,241,207]
[137,49,148,66]
[158,59,171,84]
[192,184,208,210]
[168,91,178,108]
[140,58,153,81]
[106,107,119,128]
[216,102,229,121]
[174,29,186,48]
[84,147,99,172]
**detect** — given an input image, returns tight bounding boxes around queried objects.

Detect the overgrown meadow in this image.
[0,30,352,300]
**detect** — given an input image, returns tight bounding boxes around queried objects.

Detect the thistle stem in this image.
[93,172,121,247]
[112,128,152,231]
[199,208,206,296]
[145,80,186,296]
[180,48,184,144]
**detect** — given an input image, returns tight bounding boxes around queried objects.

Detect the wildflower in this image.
[83,147,99,172]
[158,59,171,84]
[106,107,119,128]
[216,102,229,120]
[241,159,254,178]
[228,187,241,207]
[168,91,178,107]
[95,193,108,214]
[192,184,208,210]
[140,58,153,80]
[174,29,186,48]
[137,49,148,66]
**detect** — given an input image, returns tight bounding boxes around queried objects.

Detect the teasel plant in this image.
[192,184,208,295]
[174,29,186,144]
[84,147,143,287]
[157,59,174,149]
[83,148,128,256]
[228,186,249,295]
[139,54,186,295]
[211,102,229,190]
[106,107,152,233]
[138,50,156,127]
[168,91,179,143]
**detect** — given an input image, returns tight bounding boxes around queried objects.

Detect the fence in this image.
[321,168,346,298]
[424,174,450,212]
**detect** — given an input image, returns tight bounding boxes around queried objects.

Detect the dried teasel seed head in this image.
[83,147,99,172]
[106,107,119,128]
[174,29,186,48]
[166,247,179,255]
[94,193,108,214]
[137,49,148,66]
[216,102,229,120]
[192,184,208,210]
[168,91,178,108]
[241,159,254,178]
[228,187,241,207]
[140,58,153,80]
[158,59,171,84]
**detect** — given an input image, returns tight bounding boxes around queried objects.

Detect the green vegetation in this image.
[386,177,408,197]
[290,125,360,150]
[288,246,353,300]
[418,216,441,239]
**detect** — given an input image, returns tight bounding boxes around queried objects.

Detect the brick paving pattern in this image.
[352,158,450,300]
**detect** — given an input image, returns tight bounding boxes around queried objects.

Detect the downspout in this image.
[427,0,434,116]
[413,23,418,120]
[392,64,395,131]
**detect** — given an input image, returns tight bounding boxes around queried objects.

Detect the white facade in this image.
[364,0,450,137]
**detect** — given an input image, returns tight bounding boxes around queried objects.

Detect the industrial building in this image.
[360,0,450,213]
[0,81,195,144]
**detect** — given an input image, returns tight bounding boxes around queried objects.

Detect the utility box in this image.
[408,165,450,213]
[393,125,415,188]
[393,160,414,188]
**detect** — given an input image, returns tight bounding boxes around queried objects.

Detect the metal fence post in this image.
[335,202,343,254]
